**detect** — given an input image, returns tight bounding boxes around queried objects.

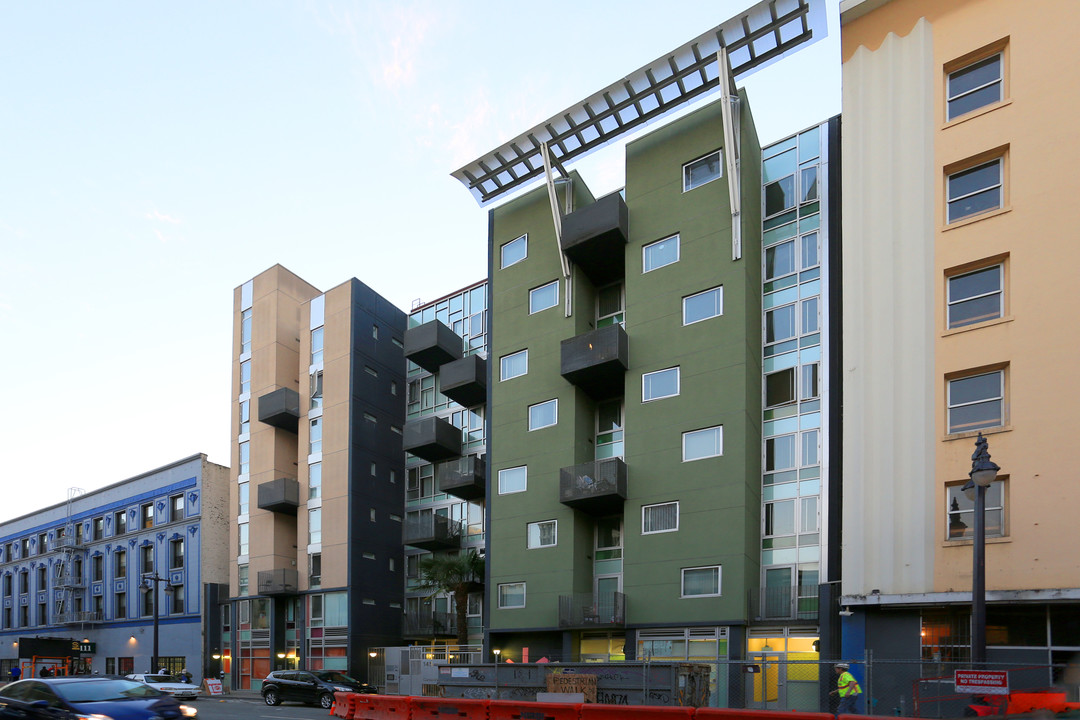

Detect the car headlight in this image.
[73,714,114,720]
[179,704,198,717]
[333,686,351,692]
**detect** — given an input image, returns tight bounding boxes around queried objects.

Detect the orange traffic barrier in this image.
[489,699,583,720]
[353,694,411,720]
[410,696,490,720]
[699,710,834,720]
[332,692,357,718]
[581,704,694,720]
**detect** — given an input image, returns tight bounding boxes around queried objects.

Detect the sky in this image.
[0,0,841,524]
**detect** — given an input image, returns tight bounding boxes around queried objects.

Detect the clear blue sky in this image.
[0,1,840,523]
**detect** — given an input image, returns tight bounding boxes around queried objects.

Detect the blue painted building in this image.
[0,454,229,681]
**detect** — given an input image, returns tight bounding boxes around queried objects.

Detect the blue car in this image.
[0,677,197,720]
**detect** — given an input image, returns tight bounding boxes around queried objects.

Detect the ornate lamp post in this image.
[962,432,999,665]
[140,574,174,672]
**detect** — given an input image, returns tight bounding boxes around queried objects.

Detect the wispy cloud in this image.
[145,209,181,224]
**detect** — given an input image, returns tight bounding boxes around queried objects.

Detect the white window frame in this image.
[497,582,526,609]
[947,369,1005,434]
[683,286,723,325]
[500,349,528,381]
[528,399,558,431]
[947,157,1003,224]
[642,502,679,534]
[682,426,723,462]
[501,234,528,269]
[643,235,680,273]
[683,150,722,192]
[642,367,680,403]
[529,280,559,314]
[498,466,527,495]
[681,566,721,598]
[947,52,1003,121]
[947,264,1003,329]
[526,520,558,549]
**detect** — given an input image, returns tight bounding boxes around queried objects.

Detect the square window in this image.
[683,287,723,325]
[642,367,679,402]
[765,240,795,281]
[766,304,796,344]
[500,349,528,381]
[948,52,1003,121]
[529,280,559,314]
[765,434,796,472]
[681,566,721,597]
[948,369,1004,433]
[643,235,680,273]
[765,175,795,217]
[765,500,796,536]
[765,368,796,408]
[683,426,722,461]
[498,466,527,495]
[948,264,1003,328]
[527,520,557,548]
[501,235,528,268]
[683,151,722,191]
[497,582,526,609]
[642,502,679,534]
[948,158,1002,223]
[528,399,558,431]
[947,479,1005,539]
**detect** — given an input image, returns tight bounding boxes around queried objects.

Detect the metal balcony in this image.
[559,458,628,515]
[749,585,820,622]
[439,354,487,408]
[55,573,85,588]
[404,320,462,373]
[403,416,462,462]
[558,591,626,629]
[403,611,457,638]
[560,192,629,286]
[257,478,300,514]
[437,455,485,501]
[257,568,300,596]
[53,534,85,551]
[560,324,629,400]
[403,515,462,551]
[57,611,102,625]
[258,387,301,432]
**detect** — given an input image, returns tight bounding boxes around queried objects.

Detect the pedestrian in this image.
[9,665,20,683]
[830,663,862,715]
[180,668,191,684]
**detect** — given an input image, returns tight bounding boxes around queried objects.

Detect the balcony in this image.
[53,534,85,551]
[58,611,102,625]
[55,573,85,588]
[258,387,301,432]
[403,611,457,638]
[558,591,626,629]
[439,354,487,408]
[404,320,462,373]
[403,416,462,463]
[560,324,629,400]
[438,455,486,501]
[749,585,820,623]
[257,478,300,514]
[404,514,462,551]
[559,458,627,515]
[560,192,629,286]
[257,568,300,596]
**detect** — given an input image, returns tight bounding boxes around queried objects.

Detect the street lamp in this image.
[492,649,501,699]
[962,432,999,666]
[140,574,174,672]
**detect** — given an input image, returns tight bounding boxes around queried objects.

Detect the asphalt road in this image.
[193,695,335,720]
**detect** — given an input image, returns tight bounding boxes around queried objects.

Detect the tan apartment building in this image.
[840,0,1080,680]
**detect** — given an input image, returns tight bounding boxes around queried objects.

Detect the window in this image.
[802,429,820,467]
[309,462,322,500]
[528,400,557,431]
[766,435,795,474]
[170,539,184,569]
[801,297,819,335]
[169,584,184,614]
[238,522,249,556]
[170,495,184,522]
[801,363,819,400]
[372,324,378,340]
[498,582,526,609]
[683,287,723,325]
[238,481,249,515]
[311,327,324,365]
[92,555,103,582]
[501,235,527,268]
[643,235,679,272]
[142,588,154,617]
[529,281,559,314]
[238,564,249,595]
[682,566,721,597]
[310,371,323,410]
[947,158,1002,223]
[948,52,1003,121]
[141,503,153,529]
[597,283,624,327]
[766,304,796,344]
[239,359,251,395]
[309,508,322,545]
[643,502,679,534]
[765,175,795,217]
[498,466,527,495]
[36,566,46,589]
[683,150,722,191]
[240,308,252,355]
[765,368,796,408]
[948,370,1004,433]
[642,367,679,402]
[527,520,557,549]
[683,426,722,462]
[92,517,104,541]
[947,480,1005,539]
[115,591,127,619]
[500,350,528,381]
[595,400,624,459]
[309,553,322,589]
[114,550,127,579]
[239,441,250,476]
[38,532,47,553]
[311,594,324,627]
[948,264,1003,329]
[309,418,322,454]
[765,499,796,536]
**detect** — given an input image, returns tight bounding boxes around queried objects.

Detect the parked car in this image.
[125,673,201,700]
[261,670,376,708]
[0,677,197,720]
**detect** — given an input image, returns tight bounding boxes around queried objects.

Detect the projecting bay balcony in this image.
[560,324,629,400]
[256,478,300,514]
[257,568,300,596]
[439,354,487,408]
[403,610,457,638]
[258,387,301,432]
[558,591,626,629]
[404,320,462,373]
[560,192,629,286]
[403,416,462,462]
[437,455,486,501]
[559,458,628,515]
[403,514,462,551]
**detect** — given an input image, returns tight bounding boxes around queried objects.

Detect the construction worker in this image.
[830,663,862,714]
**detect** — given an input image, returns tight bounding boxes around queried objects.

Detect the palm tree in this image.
[416,550,484,647]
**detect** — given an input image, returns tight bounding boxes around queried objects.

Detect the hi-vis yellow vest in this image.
[839,671,861,697]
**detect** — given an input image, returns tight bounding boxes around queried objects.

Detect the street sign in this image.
[204,679,223,696]
[956,670,1009,695]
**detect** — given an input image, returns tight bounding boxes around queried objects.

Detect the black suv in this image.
[261,670,375,708]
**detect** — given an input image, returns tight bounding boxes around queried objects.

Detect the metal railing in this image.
[558,591,626,628]
[747,585,819,621]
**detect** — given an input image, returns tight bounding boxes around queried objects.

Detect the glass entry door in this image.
[747,652,785,710]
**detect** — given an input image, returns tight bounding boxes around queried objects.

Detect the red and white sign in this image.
[204,679,223,696]
[955,670,1009,695]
